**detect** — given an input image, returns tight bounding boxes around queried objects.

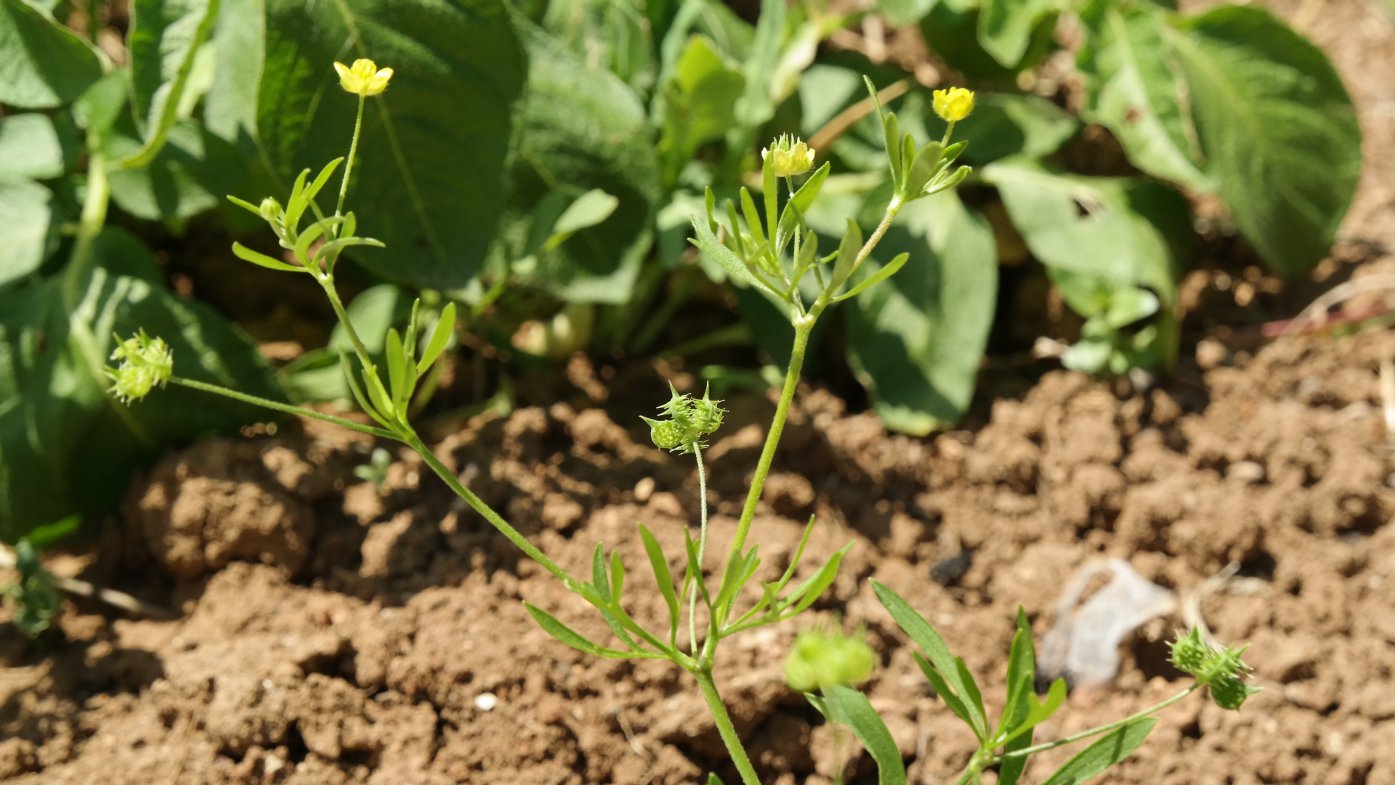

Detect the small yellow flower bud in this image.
[761,133,816,178]
[933,86,975,123]
[333,58,394,97]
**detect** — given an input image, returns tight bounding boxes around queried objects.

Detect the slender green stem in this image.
[335,94,366,228]
[729,316,812,558]
[688,442,709,656]
[63,149,109,306]
[167,376,398,439]
[840,199,901,297]
[693,668,762,785]
[403,430,588,594]
[319,277,375,369]
[941,119,957,148]
[993,684,1199,764]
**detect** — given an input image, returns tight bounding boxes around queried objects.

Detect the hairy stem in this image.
[403,430,589,596]
[688,442,709,656]
[166,376,397,440]
[335,94,366,227]
[993,684,1200,764]
[693,668,762,785]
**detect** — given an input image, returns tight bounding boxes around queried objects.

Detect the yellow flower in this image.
[761,133,816,178]
[933,86,975,123]
[333,58,394,97]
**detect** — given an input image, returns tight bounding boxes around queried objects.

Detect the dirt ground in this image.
[5,1,1395,784]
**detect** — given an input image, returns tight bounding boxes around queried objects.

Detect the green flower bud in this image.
[784,629,876,693]
[761,133,816,178]
[105,330,173,405]
[1169,628,1259,711]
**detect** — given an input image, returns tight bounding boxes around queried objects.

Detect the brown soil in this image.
[6,322,1395,785]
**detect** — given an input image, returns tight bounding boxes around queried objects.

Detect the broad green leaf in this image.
[985,160,1186,300]
[0,0,103,109]
[128,0,220,145]
[844,190,997,434]
[978,0,1058,68]
[1077,2,1207,190]
[987,160,1188,371]
[258,0,526,289]
[495,24,659,304]
[871,580,990,739]
[0,179,55,288]
[921,4,1053,81]
[881,0,936,26]
[541,0,655,93]
[204,0,264,144]
[1039,718,1157,785]
[0,114,75,180]
[1168,6,1360,276]
[810,685,907,785]
[107,120,245,220]
[523,602,635,659]
[0,229,280,541]
[658,34,745,184]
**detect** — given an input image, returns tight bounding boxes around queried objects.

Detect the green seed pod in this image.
[1209,675,1259,711]
[643,417,687,452]
[1169,628,1257,711]
[1170,628,1208,675]
[691,388,725,436]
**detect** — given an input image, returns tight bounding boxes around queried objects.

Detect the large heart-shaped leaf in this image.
[1077,1,1208,190]
[256,0,526,289]
[0,179,55,289]
[493,25,660,305]
[0,229,280,541]
[128,0,220,142]
[1167,6,1360,276]
[0,0,103,109]
[844,189,998,434]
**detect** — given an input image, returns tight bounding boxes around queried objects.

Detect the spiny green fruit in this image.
[643,417,687,451]
[691,386,725,436]
[642,383,726,454]
[1209,675,1260,711]
[1169,628,1258,711]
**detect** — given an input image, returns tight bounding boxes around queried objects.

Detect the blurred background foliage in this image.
[0,0,1363,541]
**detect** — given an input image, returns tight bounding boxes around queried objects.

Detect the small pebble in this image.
[474,692,498,711]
